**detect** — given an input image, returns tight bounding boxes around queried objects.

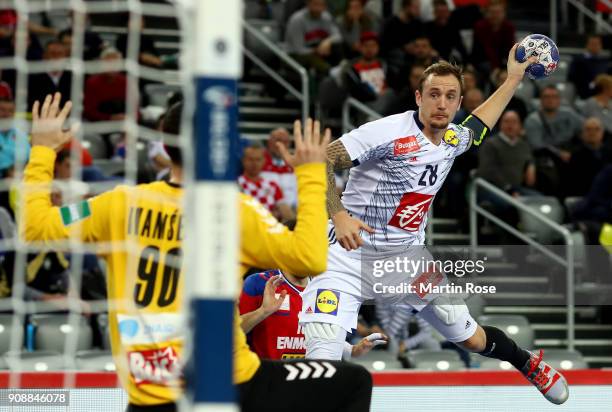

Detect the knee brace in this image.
[304,322,346,360]
[431,296,468,326]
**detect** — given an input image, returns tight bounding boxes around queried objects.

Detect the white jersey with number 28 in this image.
[339,110,473,248]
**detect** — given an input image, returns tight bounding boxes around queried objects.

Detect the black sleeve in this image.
[461,113,490,147]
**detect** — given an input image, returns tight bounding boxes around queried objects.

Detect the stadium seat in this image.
[82,134,107,160]
[0,207,16,239]
[518,196,565,244]
[30,314,93,353]
[352,349,405,371]
[539,349,589,370]
[413,359,465,371]
[3,350,65,371]
[75,349,115,371]
[515,79,536,103]
[0,314,13,354]
[477,315,534,349]
[406,349,462,365]
[476,357,515,371]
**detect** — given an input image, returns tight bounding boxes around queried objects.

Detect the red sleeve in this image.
[238,290,263,315]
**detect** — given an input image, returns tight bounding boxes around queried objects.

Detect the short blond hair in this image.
[418,60,464,95]
[594,74,612,92]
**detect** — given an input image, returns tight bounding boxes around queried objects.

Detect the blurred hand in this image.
[261,275,287,316]
[332,210,374,251]
[277,118,331,168]
[352,333,389,358]
[316,39,332,56]
[559,150,572,163]
[506,43,538,82]
[31,93,76,151]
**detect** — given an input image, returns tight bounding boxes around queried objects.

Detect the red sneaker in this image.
[522,350,569,404]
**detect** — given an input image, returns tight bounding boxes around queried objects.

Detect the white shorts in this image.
[299,241,478,343]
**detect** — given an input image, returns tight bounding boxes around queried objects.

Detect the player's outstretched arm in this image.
[326,140,374,251]
[469,44,537,141]
[22,92,113,243]
[240,119,330,277]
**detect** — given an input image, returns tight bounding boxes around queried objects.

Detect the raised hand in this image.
[506,43,538,81]
[261,275,288,316]
[277,118,331,168]
[31,93,75,151]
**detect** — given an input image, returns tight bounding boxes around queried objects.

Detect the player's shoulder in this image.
[243,269,281,296]
[346,110,418,142]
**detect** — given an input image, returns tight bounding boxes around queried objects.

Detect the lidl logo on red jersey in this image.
[388,192,433,232]
[128,346,181,386]
[394,136,420,156]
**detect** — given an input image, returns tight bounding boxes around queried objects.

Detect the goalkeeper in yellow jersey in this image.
[23,93,373,412]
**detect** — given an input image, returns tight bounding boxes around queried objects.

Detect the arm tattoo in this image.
[326,140,353,218]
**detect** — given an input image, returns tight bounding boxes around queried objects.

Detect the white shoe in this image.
[522,350,569,405]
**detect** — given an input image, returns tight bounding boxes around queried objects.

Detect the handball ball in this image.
[515,34,560,80]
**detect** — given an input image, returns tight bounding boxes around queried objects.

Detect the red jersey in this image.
[238,270,306,360]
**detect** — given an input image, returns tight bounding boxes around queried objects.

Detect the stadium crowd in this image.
[0,0,610,370]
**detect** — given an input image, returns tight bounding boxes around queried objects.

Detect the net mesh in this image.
[0,1,194,409]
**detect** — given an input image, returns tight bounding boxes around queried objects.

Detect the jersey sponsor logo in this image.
[315,289,340,315]
[388,192,434,232]
[127,346,181,386]
[305,306,313,314]
[117,313,184,345]
[443,129,459,147]
[277,335,306,350]
[281,353,305,359]
[393,136,420,155]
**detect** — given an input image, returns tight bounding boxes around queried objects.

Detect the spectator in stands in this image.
[58,27,103,61]
[260,128,298,208]
[471,0,515,77]
[477,111,536,197]
[27,40,71,109]
[569,164,612,284]
[343,31,396,114]
[568,34,611,100]
[83,48,127,122]
[337,0,380,58]
[462,68,479,93]
[405,35,438,69]
[453,87,483,123]
[524,85,583,196]
[0,82,29,219]
[424,0,467,63]
[566,117,612,197]
[492,68,528,121]
[388,63,425,113]
[116,16,163,68]
[379,0,423,64]
[0,82,29,177]
[419,0,455,22]
[239,143,295,222]
[581,74,612,136]
[285,0,342,77]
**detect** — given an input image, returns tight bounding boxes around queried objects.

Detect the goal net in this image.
[0,1,239,411]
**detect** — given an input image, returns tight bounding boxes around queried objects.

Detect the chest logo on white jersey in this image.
[393,136,420,156]
[388,192,433,232]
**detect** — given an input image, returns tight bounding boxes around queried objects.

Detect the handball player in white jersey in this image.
[299,45,569,404]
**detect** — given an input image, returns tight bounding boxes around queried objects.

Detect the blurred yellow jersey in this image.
[22,146,328,405]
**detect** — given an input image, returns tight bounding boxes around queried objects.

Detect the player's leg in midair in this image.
[418,297,569,404]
